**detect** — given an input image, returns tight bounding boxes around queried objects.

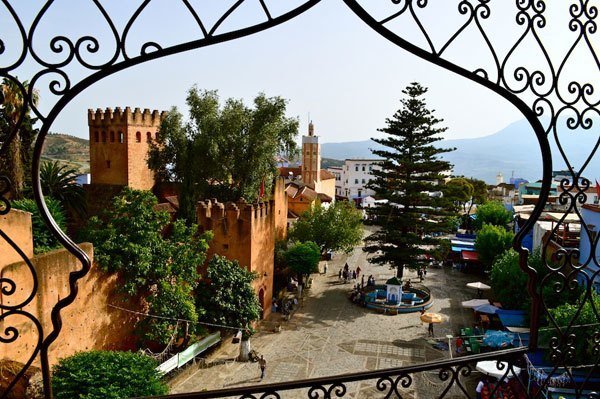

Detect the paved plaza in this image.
[171,240,483,398]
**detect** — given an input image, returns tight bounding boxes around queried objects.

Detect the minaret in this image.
[302,121,321,186]
[496,172,504,185]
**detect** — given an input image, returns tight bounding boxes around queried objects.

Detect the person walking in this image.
[323,262,328,275]
[361,275,365,288]
[356,266,361,278]
[352,270,357,280]
[258,355,267,380]
[338,269,342,280]
[428,322,434,337]
[475,378,485,399]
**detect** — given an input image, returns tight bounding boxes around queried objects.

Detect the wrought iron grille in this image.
[0,1,597,398]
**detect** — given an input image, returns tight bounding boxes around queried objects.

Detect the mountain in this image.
[321,119,599,183]
[41,133,90,173]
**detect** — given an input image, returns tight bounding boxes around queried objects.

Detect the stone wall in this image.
[0,244,139,366]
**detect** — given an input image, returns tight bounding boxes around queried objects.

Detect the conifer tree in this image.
[365,83,456,279]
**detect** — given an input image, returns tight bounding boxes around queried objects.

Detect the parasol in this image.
[420,312,444,323]
[475,360,521,379]
[474,304,500,314]
[466,282,491,290]
[461,299,489,308]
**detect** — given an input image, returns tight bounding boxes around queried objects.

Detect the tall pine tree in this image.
[365,83,456,279]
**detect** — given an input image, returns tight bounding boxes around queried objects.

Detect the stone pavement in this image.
[170,240,484,398]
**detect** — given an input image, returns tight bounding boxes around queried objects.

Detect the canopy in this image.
[483,330,515,348]
[467,282,491,290]
[496,309,527,328]
[461,299,489,308]
[474,304,500,314]
[420,313,444,323]
[461,250,479,262]
[476,361,521,380]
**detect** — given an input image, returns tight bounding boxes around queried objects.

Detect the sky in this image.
[4,1,595,144]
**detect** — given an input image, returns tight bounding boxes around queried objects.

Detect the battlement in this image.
[88,107,166,127]
[197,198,273,226]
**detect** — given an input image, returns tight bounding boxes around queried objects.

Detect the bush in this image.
[11,197,66,254]
[52,351,168,399]
[475,223,514,270]
[285,241,321,280]
[475,201,512,229]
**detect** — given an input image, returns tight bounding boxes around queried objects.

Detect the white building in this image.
[328,159,382,205]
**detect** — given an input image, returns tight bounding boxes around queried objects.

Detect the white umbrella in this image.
[466,282,491,290]
[461,299,489,308]
[476,361,521,380]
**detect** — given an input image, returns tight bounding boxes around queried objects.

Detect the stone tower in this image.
[88,107,166,190]
[496,172,504,185]
[301,121,321,185]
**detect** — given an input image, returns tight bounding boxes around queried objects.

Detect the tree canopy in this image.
[475,200,512,229]
[148,88,299,223]
[364,83,457,278]
[289,200,363,255]
[195,255,262,332]
[81,188,211,345]
[475,223,514,270]
[37,160,86,216]
[284,241,321,280]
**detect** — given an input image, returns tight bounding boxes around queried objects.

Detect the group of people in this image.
[339,263,361,283]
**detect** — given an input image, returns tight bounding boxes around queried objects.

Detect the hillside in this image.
[322,119,599,183]
[42,134,90,173]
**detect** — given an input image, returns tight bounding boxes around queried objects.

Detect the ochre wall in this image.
[316,178,336,201]
[288,196,312,217]
[0,209,33,265]
[0,244,139,367]
[197,200,275,319]
[272,177,288,241]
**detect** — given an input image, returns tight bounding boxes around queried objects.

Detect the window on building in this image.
[358,190,362,197]
[136,131,141,142]
[110,131,115,142]
[362,164,365,171]
[118,132,124,143]
[355,179,358,184]
[101,131,107,142]
[369,165,372,171]
[155,132,159,140]
[362,179,365,184]
[223,244,229,251]
[146,132,152,142]
[355,165,358,171]
[106,160,111,168]
[94,131,99,142]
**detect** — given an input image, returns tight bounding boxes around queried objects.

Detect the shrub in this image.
[475,223,514,270]
[474,201,512,229]
[52,351,168,399]
[11,197,66,254]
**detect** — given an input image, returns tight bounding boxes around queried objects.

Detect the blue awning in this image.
[496,309,527,327]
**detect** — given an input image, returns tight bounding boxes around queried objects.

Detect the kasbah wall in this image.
[0,211,139,367]
[197,178,288,319]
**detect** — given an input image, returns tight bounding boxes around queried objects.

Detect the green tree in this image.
[52,350,168,399]
[467,178,488,212]
[0,78,40,199]
[444,178,473,212]
[148,88,299,223]
[11,197,66,254]
[475,200,512,229]
[36,160,86,215]
[81,188,211,345]
[196,255,261,330]
[289,200,363,255]
[475,223,514,270]
[285,241,320,283]
[490,249,539,311]
[364,83,457,279]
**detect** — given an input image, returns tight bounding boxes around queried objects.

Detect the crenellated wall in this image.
[88,106,166,190]
[196,179,288,319]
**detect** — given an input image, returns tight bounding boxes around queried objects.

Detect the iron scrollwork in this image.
[0,0,598,398]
